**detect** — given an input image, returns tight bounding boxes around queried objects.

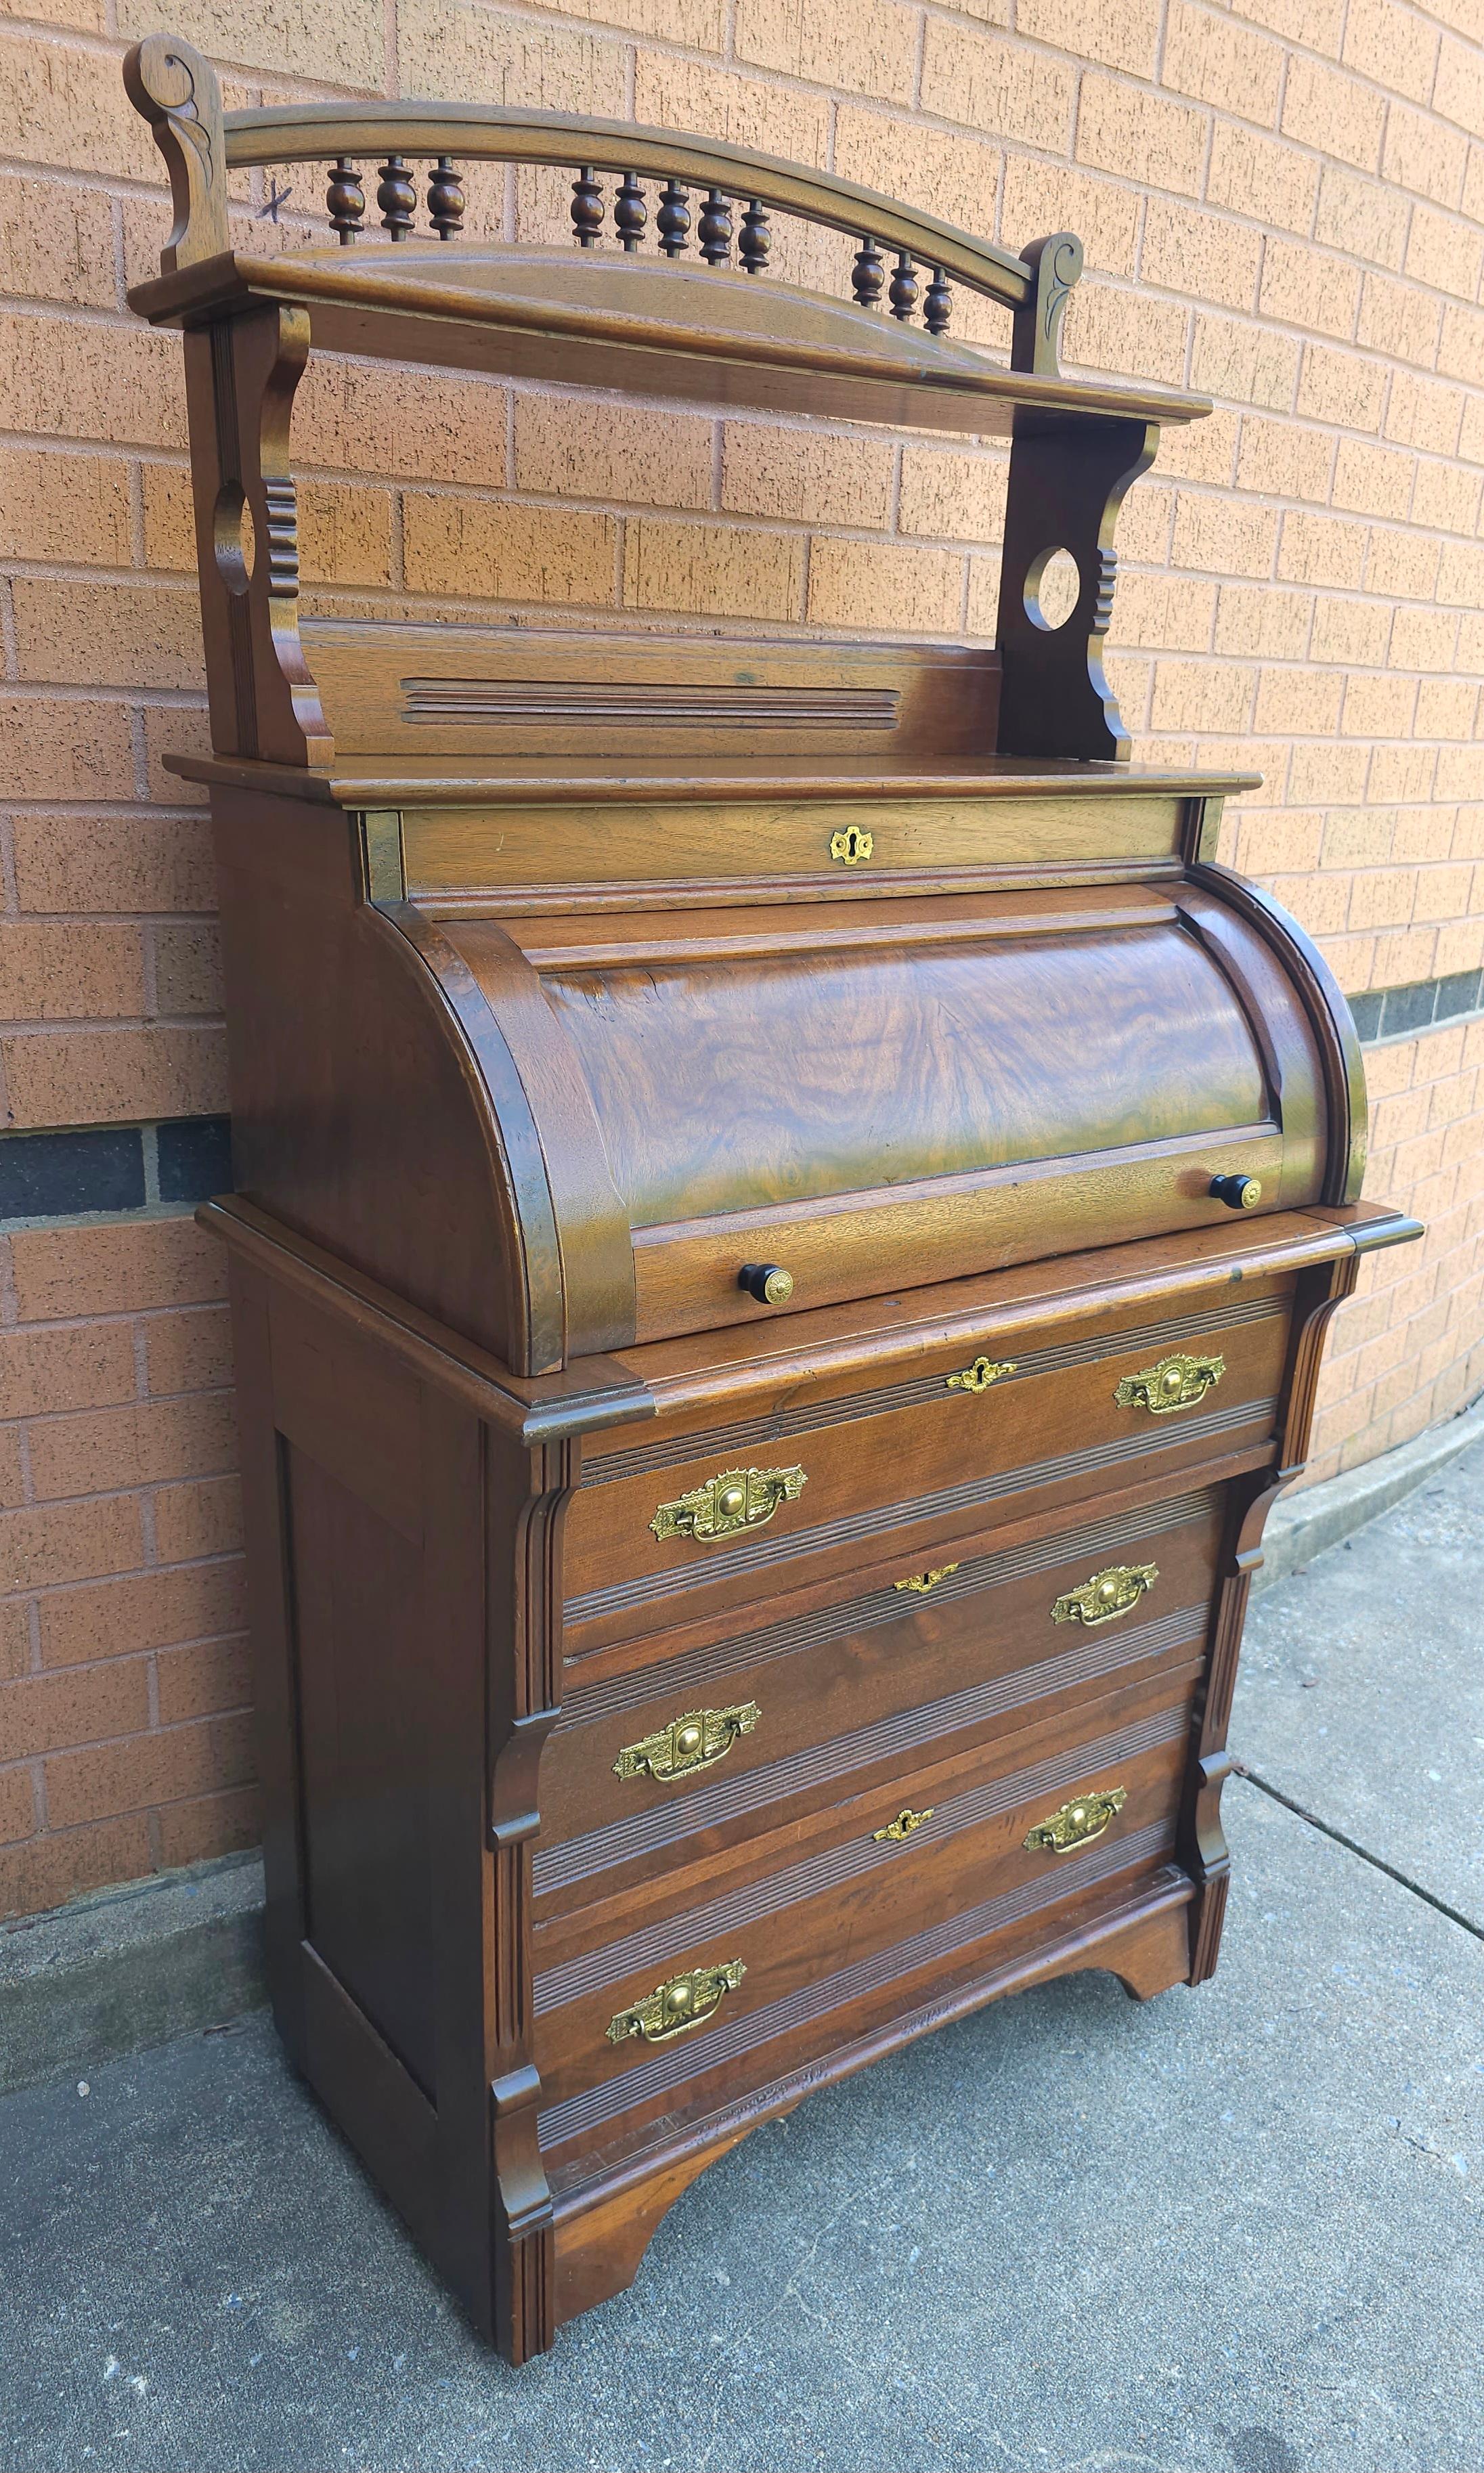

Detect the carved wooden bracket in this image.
[1010,232,1084,376]
[994,413,1158,762]
[123,34,230,270]
[182,305,332,766]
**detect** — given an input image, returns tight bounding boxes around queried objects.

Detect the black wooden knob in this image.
[739,1263,794,1305]
[1210,1174,1263,1212]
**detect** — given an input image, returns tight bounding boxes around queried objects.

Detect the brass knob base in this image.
[739,1261,794,1305]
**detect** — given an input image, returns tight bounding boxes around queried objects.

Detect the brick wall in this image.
[1,0,1481,1919]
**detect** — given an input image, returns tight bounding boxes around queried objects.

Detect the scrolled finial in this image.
[122,33,229,272]
[1011,230,1084,375]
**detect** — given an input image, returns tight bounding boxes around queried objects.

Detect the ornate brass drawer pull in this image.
[1024,1787,1127,1854]
[1051,1561,1158,1627]
[873,1805,934,1843]
[605,1960,746,2047]
[894,1564,959,1595]
[1114,1350,1226,1416]
[650,1464,806,1544]
[613,1701,760,1784]
[946,1355,1017,1394]
[829,825,873,865]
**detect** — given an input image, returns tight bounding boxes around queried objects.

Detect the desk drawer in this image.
[533,1669,1192,2149]
[562,1286,1286,1656]
[540,1481,1223,1913]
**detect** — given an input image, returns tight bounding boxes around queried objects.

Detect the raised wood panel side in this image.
[211,785,554,1372]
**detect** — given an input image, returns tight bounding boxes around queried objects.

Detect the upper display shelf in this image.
[123,35,1214,772]
[125,35,1207,438]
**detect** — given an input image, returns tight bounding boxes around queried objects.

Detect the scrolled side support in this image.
[181,303,332,766]
[994,412,1157,762]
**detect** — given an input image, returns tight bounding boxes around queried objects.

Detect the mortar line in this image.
[1234,1764,1484,1945]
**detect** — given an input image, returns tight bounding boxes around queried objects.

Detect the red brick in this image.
[45,1711,255,1829]
[39,1560,246,1669]
[0,1814,153,1921]
[152,1477,244,1564]
[0,1659,150,1759]
[1,1496,144,1594]
[145,1308,235,1398]
[0,1427,26,1510]
[1,1604,30,1684]
[10,818,216,919]
[28,1395,238,1505]
[156,1636,251,1726]
[155,1782,260,1870]
[8,1219,225,1323]
[0,1766,37,1847]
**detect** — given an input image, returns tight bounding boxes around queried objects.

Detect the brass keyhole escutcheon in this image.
[946,1355,1017,1394]
[873,1805,934,1843]
[893,1564,960,1595]
[829,825,873,865]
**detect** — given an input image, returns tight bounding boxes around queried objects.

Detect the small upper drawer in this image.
[405,792,1185,901]
[561,1284,1288,1657]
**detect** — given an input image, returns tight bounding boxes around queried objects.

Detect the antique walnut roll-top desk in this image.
[127,37,1419,2361]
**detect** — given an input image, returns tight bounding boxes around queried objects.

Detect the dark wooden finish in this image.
[127,33,1420,2365]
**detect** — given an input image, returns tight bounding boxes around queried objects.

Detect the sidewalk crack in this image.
[1233,1764,1484,1946]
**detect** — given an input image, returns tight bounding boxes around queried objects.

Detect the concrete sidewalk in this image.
[2,1443,1481,2473]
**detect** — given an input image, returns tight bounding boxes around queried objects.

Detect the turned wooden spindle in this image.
[571,167,604,247]
[852,238,885,308]
[614,171,647,251]
[657,177,691,257]
[376,156,416,240]
[427,157,464,240]
[698,188,733,265]
[924,267,952,334]
[326,158,364,244]
[888,252,919,320]
[739,200,770,274]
